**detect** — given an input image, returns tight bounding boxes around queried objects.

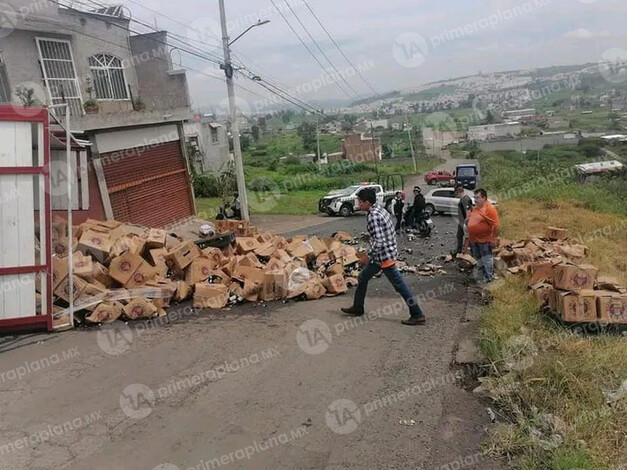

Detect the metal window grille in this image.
[35,38,83,116]
[210,127,218,144]
[89,53,129,100]
[0,65,8,102]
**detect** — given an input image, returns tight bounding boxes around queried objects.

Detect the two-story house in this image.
[0,1,196,227]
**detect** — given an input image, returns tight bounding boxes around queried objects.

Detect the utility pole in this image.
[370,123,379,177]
[316,120,321,168]
[219,0,249,220]
[406,121,417,173]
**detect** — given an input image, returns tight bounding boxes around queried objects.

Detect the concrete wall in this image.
[479,134,581,152]
[184,121,230,173]
[468,123,522,141]
[0,3,191,130]
[129,31,191,112]
[0,3,139,111]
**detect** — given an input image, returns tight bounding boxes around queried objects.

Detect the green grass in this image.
[477,147,627,469]
[195,158,439,216]
[479,147,627,217]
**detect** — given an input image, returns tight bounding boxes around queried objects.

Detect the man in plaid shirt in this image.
[342,188,426,325]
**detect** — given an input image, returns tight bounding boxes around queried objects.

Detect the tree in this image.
[240,135,251,152]
[483,110,496,124]
[280,109,295,124]
[297,122,317,153]
[251,125,260,141]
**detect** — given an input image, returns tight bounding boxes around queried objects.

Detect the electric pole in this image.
[406,121,417,173]
[316,120,322,168]
[219,0,249,220]
[370,123,379,177]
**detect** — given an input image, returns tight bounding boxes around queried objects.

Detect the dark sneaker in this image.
[401,316,426,326]
[341,306,365,316]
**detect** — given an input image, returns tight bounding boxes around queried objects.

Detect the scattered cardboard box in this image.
[545,226,568,240]
[77,230,112,263]
[123,297,158,320]
[166,241,200,271]
[597,291,626,324]
[194,283,229,309]
[145,228,166,249]
[185,258,218,284]
[236,237,260,253]
[85,301,124,323]
[553,263,598,291]
[109,252,144,285]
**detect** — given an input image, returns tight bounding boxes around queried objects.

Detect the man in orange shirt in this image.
[467,188,499,283]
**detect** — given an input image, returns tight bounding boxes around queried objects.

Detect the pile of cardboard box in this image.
[494,226,626,324]
[49,218,360,326]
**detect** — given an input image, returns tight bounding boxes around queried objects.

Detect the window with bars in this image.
[89,53,129,100]
[35,38,83,116]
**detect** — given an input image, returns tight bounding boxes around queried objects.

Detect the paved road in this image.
[0,155,501,470]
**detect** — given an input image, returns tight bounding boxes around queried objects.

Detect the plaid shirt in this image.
[366,203,398,263]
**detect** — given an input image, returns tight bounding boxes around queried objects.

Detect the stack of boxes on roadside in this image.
[494,226,626,325]
[48,217,360,327]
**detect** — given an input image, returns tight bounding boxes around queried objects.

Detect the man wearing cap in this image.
[341,187,426,325]
[408,186,425,228]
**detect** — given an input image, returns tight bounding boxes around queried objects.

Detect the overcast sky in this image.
[131,0,627,113]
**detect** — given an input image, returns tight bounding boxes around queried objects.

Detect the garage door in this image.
[100,140,194,227]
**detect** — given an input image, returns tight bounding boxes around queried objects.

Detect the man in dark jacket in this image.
[409,186,425,228]
[393,191,404,232]
[454,183,473,254]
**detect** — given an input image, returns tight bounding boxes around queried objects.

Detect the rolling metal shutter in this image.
[100,140,194,227]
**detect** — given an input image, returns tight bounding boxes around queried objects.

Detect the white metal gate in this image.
[0,106,52,332]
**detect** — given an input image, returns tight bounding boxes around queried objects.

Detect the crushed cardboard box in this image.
[50,218,361,328]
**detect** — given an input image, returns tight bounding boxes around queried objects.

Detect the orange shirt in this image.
[467,202,499,244]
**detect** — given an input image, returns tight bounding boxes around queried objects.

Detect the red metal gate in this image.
[100,140,194,227]
[0,106,52,332]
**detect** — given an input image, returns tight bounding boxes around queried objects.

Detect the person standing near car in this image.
[467,188,499,283]
[393,191,404,233]
[409,186,425,228]
[341,188,426,325]
[454,183,473,254]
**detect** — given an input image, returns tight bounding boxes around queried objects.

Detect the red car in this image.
[424,170,454,185]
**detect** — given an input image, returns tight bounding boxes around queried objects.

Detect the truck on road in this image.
[455,164,480,189]
[318,180,400,217]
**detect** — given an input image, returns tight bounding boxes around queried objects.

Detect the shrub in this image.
[193,174,221,198]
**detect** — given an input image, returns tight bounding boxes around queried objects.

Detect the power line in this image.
[282,0,364,102]
[268,0,354,101]
[83,0,326,114]
[14,8,269,104]
[68,0,323,114]
[41,1,328,115]
[300,0,380,98]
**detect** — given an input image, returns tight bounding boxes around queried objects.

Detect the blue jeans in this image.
[470,242,494,282]
[353,261,424,318]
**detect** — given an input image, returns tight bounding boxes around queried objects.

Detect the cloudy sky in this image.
[130,0,627,112]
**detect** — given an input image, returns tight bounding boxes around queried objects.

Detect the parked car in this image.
[455,164,479,189]
[424,169,454,185]
[423,187,498,216]
[318,183,396,217]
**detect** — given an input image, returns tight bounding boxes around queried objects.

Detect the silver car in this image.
[423,188,498,215]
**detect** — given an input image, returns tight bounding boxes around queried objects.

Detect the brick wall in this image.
[342,134,382,163]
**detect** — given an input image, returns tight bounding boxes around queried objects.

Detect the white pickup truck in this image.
[318,183,397,217]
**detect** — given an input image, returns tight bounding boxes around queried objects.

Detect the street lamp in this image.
[218,0,270,220]
[230,20,270,46]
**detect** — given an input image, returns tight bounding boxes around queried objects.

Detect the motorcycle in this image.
[402,204,434,237]
[415,212,434,237]
[215,195,241,220]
